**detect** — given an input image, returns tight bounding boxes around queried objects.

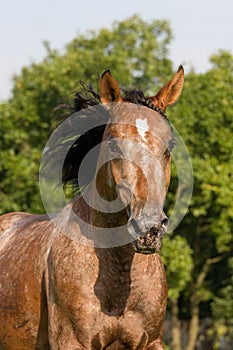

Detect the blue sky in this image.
[1,0,232,100]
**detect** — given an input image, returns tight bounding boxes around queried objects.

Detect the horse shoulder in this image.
[0,212,55,349]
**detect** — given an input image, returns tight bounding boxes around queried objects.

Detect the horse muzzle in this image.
[127,213,168,254]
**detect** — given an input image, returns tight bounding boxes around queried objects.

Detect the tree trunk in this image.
[171,298,182,350]
[183,255,224,350]
[184,295,199,350]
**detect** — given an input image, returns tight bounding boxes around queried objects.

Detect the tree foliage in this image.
[165,49,233,349]
[161,235,193,300]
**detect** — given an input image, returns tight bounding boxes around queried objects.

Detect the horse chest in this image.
[49,246,167,348]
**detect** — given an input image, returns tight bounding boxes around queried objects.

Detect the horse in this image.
[0,66,184,350]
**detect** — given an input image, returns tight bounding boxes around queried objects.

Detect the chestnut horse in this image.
[0,67,184,349]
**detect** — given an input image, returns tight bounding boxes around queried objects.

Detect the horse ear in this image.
[150,65,184,112]
[100,70,122,104]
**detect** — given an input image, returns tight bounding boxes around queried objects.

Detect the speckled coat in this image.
[0,67,184,349]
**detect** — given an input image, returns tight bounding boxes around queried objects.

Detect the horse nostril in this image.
[161,216,169,229]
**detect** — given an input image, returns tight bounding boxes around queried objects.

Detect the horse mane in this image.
[43,83,171,191]
[42,86,107,191]
[62,90,106,189]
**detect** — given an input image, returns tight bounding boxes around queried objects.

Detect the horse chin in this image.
[132,230,163,255]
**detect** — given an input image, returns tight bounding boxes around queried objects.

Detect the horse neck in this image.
[94,245,134,315]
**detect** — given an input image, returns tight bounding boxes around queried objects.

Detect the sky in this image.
[0,0,232,101]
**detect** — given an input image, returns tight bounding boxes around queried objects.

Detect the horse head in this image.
[99,68,184,253]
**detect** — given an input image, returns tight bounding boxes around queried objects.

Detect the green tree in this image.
[164,50,233,350]
[211,257,233,349]
[161,236,193,350]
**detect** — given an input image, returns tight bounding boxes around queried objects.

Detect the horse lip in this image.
[132,241,159,254]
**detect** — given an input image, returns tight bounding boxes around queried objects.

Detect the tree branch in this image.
[196,253,227,290]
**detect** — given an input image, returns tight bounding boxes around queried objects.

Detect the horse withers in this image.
[0,67,184,349]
